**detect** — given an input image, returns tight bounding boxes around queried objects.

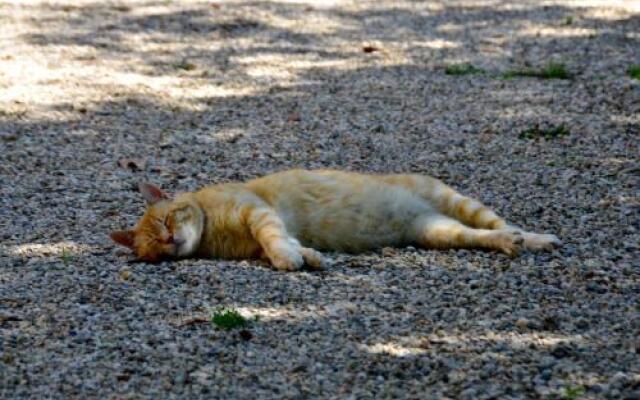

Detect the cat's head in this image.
[110,183,204,262]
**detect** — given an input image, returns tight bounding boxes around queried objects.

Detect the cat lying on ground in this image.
[111,169,561,270]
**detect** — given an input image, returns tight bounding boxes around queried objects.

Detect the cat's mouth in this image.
[172,238,186,255]
[129,240,187,263]
[130,251,179,264]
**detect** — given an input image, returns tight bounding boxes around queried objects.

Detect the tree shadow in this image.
[2,247,637,398]
[1,0,639,398]
[17,1,636,74]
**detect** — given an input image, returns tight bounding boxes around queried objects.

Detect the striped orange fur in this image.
[110,169,561,270]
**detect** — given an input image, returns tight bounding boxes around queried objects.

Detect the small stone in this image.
[610,372,629,386]
[381,247,397,257]
[550,344,572,358]
[589,383,607,393]
[541,315,560,331]
[119,267,131,281]
[516,318,530,330]
[539,369,552,381]
[460,388,477,399]
[238,330,252,341]
[575,318,589,329]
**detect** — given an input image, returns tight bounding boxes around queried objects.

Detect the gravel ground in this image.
[1,0,639,398]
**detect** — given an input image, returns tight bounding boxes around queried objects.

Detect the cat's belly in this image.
[277,184,433,252]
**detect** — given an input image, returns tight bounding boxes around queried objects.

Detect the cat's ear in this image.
[110,229,135,248]
[139,182,169,205]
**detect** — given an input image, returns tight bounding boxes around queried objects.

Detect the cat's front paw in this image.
[268,246,304,271]
[300,247,327,270]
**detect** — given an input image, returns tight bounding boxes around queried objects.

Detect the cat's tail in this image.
[381,174,508,229]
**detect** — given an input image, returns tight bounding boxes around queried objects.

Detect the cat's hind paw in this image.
[522,232,562,252]
[494,229,524,257]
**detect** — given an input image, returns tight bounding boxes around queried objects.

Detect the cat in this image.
[110,169,561,270]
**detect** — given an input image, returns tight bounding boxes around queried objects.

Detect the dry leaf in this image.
[119,267,131,281]
[118,158,146,171]
[288,112,301,122]
[362,44,380,53]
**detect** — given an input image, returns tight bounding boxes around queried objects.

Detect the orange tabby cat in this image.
[111,169,561,270]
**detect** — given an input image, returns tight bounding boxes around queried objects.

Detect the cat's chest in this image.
[198,219,261,259]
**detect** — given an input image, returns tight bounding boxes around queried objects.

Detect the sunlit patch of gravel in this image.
[1,1,639,399]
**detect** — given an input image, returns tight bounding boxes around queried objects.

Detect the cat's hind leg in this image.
[381,174,507,230]
[408,177,562,251]
[413,214,524,257]
[382,174,561,252]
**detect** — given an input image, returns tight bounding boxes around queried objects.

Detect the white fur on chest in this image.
[175,221,201,256]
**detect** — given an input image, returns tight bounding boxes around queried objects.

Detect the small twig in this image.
[175,315,210,327]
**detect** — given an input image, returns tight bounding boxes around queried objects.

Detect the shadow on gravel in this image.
[17,1,640,78]
[3,246,637,398]
[1,0,639,398]
[2,57,636,245]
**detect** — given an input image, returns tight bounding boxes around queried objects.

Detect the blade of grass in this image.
[519,123,570,140]
[445,63,485,76]
[211,307,248,330]
[504,63,571,79]
[628,65,640,80]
